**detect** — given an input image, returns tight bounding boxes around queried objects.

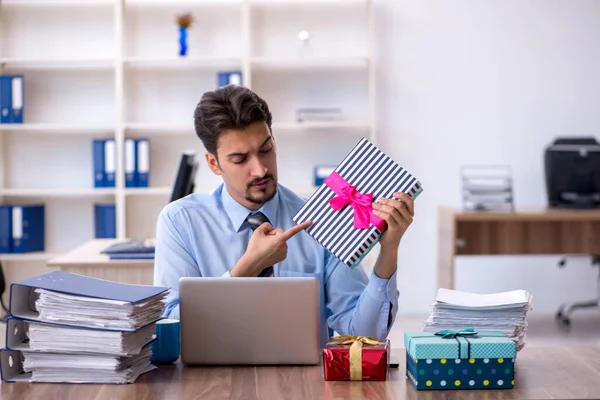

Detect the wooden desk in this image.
[438,207,600,289]
[2,346,599,399]
[47,239,154,285]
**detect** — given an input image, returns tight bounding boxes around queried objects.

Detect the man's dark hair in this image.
[193,85,273,155]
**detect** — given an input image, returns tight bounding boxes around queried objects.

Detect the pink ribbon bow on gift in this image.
[324,171,387,231]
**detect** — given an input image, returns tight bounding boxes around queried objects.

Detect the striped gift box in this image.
[293,137,423,268]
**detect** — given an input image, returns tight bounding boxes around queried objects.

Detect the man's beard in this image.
[245,175,277,205]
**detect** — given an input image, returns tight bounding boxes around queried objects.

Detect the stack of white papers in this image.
[22,347,154,384]
[34,288,167,331]
[27,321,156,356]
[423,288,533,351]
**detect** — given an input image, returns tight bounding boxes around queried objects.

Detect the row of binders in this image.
[0,204,44,253]
[0,202,119,253]
[0,202,120,253]
[93,138,150,188]
[0,271,169,384]
[0,74,24,124]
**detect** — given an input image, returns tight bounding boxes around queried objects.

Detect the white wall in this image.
[374,0,600,314]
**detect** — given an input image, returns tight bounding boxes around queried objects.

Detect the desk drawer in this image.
[455,220,597,255]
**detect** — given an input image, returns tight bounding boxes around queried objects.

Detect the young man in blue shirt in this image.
[154,85,415,347]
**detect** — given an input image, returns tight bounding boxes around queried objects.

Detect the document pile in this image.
[0,271,169,384]
[296,107,344,123]
[102,238,155,260]
[460,165,514,211]
[423,288,533,351]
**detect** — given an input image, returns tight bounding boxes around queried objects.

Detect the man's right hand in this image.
[230,220,312,277]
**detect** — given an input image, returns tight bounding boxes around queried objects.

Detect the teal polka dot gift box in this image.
[404,329,516,390]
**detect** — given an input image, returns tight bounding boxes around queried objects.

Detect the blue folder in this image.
[104,139,116,188]
[108,253,155,260]
[94,203,116,239]
[11,205,44,253]
[0,76,11,124]
[9,75,23,123]
[217,71,242,87]
[0,205,12,253]
[124,138,137,187]
[92,139,106,187]
[135,138,150,188]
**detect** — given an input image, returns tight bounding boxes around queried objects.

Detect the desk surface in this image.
[2,346,599,400]
[47,239,154,268]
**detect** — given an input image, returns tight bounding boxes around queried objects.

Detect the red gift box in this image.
[323,336,390,381]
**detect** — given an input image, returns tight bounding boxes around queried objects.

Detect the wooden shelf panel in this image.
[455,220,600,255]
[451,207,600,222]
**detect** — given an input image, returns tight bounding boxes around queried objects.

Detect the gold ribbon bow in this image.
[327,335,384,381]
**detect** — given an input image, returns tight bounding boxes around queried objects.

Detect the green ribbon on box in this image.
[406,329,508,359]
[434,328,478,339]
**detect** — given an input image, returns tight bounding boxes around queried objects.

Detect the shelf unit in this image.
[0,0,375,261]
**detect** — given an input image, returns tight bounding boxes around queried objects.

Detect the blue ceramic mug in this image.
[150,319,180,364]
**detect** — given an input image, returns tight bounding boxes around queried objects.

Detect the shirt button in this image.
[377,287,383,292]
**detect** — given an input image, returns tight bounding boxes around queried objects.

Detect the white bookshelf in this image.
[0,0,376,261]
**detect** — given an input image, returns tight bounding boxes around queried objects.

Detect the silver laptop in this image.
[179,277,321,365]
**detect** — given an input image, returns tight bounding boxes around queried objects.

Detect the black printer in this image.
[545,137,600,209]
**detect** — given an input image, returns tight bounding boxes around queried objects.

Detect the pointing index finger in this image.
[281,220,312,241]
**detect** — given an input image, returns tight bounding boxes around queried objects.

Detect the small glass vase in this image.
[179,26,188,57]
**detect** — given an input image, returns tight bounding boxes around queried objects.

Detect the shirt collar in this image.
[220,184,280,232]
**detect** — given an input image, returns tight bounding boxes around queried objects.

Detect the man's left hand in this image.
[372,192,414,251]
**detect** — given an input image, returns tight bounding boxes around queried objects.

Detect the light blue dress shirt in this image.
[153,183,400,347]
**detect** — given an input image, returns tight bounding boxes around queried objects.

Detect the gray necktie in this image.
[246,212,274,277]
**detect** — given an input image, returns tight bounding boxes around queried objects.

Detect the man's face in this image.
[206,121,278,210]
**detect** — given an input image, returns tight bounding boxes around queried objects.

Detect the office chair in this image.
[556,255,600,325]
